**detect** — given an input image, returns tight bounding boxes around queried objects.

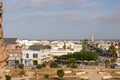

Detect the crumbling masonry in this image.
[0,2,7,80]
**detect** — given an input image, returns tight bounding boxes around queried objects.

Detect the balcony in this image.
[0,2,2,8]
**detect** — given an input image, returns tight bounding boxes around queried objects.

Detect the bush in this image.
[50,62,59,68]
[18,64,24,69]
[111,58,116,63]
[110,65,115,69]
[71,63,78,68]
[36,64,42,69]
[19,70,26,76]
[42,63,46,68]
[67,63,78,68]
[57,69,64,79]
[5,75,11,80]
[44,74,49,78]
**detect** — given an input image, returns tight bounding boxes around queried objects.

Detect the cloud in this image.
[94,11,120,24]
[4,11,91,24]
[62,0,100,9]
[4,9,120,27]
[3,0,120,26]
[3,0,100,12]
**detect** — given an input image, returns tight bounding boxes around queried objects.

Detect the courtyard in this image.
[5,66,120,80]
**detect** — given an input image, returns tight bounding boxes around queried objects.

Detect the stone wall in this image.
[0,2,8,80]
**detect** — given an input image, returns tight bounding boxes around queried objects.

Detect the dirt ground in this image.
[5,66,120,80]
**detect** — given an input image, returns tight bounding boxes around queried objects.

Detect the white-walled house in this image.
[51,41,83,56]
[22,50,39,66]
[50,49,75,56]
[16,39,40,46]
[96,41,111,50]
[22,49,52,66]
[39,40,50,45]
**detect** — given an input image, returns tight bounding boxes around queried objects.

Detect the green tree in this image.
[47,45,52,49]
[50,62,59,68]
[68,58,78,68]
[63,42,66,50]
[56,51,98,61]
[69,58,76,64]
[81,50,98,61]
[108,45,117,57]
[111,58,116,63]
[104,59,110,68]
[5,75,11,80]
[57,69,64,80]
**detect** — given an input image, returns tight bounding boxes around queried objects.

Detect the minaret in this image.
[91,32,94,44]
[0,2,7,80]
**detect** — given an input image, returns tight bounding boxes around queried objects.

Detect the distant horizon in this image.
[4,37,120,41]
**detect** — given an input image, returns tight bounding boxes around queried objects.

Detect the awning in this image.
[32,58,38,61]
[41,58,52,62]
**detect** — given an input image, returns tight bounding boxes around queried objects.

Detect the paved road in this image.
[84,69,102,80]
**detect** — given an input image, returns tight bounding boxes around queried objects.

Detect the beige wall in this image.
[0,2,7,80]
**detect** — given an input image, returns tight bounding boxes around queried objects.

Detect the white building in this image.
[50,49,75,56]
[51,40,83,56]
[96,41,111,50]
[39,40,50,45]
[22,49,52,66]
[16,39,40,46]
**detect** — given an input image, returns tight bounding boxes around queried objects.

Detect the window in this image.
[33,53,38,58]
[26,54,29,58]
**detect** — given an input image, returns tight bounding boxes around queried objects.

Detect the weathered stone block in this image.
[0,9,2,15]
[0,2,2,8]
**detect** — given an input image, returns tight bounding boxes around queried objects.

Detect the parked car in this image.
[111,62,120,67]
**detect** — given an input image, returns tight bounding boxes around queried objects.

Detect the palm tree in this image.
[111,58,116,63]
[63,42,66,50]
[104,59,110,68]
[83,39,88,50]
[108,45,117,57]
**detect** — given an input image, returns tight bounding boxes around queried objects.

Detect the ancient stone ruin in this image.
[0,2,8,80]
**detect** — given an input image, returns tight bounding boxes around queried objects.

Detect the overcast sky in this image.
[1,0,120,40]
